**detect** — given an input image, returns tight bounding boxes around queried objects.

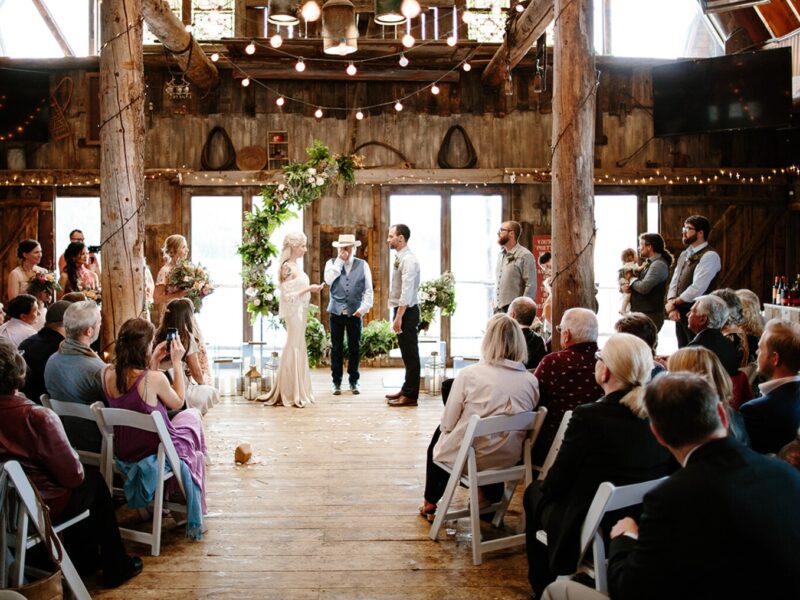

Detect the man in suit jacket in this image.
[508,296,547,369]
[495,220,537,313]
[686,294,738,376]
[607,373,800,600]
[741,319,800,454]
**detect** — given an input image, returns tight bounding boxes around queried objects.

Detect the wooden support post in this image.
[550,0,596,350]
[99,0,147,352]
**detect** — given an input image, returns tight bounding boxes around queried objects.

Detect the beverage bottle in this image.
[773,276,780,304]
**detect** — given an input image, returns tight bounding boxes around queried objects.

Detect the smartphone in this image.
[165,327,178,352]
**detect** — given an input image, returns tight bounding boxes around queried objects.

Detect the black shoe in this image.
[103,555,143,588]
[350,384,360,395]
[332,385,341,396]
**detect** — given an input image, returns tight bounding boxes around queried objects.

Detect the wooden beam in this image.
[31,0,75,57]
[718,208,783,289]
[141,0,219,91]
[482,0,553,87]
[231,66,459,82]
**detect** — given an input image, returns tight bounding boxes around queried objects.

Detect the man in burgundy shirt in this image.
[532,308,602,464]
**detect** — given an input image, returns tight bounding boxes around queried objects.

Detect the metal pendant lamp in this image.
[268,0,300,25]
[322,0,358,55]
[374,0,406,25]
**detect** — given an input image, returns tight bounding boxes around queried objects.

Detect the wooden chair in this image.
[533,410,573,481]
[0,461,91,599]
[429,407,547,565]
[40,394,105,471]
[92,405,189,556]
[535,477,668,594]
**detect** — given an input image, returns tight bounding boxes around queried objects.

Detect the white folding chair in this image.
[1,461,91,600]
[40,395,105,471]
[429,407,547,565]
[536,477,668,594]
[92,406,189,556]
[533,410,573,481]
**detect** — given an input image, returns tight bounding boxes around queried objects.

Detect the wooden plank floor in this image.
[88,368,530,599]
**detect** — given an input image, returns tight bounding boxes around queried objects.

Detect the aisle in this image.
[91,367,530,599]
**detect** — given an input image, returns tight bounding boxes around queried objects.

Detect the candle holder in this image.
[243,363,263,401]
[263,351,281,392]
[424,351,444,396]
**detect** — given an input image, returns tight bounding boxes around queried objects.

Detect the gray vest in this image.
[675,245,719,299]
[328,258,366,316]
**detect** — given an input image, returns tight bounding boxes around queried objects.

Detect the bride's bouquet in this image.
[168,259,215,312]
[27,270,61,296]
[418,271,457,332]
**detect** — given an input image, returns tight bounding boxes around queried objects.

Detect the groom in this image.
[324,234,373,395]
[386,224,421,407]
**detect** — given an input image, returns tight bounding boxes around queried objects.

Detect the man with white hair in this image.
[44,300,106,452]
[686,294,738,376]
[532,307,602,464]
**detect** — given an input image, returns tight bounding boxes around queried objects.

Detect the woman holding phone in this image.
[260,231,323,408]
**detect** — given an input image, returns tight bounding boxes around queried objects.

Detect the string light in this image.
[241,77,251,87]
[276,96,285,107]
[314,107,323,118]
[270,34,283,48]
[446,35,456,47]
[394,101,403,111]
[355,110,364,120]
[402,20,415,48]
[462,61,471,71]
[515,1,525,12]
[431,84,440,95]
[245,41,256,55]
[301,0,321,21]
[401,0,421,19]
[346,62,357,76]
[295,57,306,72]
[398,53,409,67]
[184,23,193,33]
[210,52,220,62]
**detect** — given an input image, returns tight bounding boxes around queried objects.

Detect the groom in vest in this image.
[665,215,721,348]
[324,234,374,395]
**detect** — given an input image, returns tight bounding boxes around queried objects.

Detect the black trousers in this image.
[58,468,131,579]
[396,305,420,399]
[329,313,362,386]
[675,303,693,348]
[524,480,563,594]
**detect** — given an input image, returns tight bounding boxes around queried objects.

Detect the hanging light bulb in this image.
[346,61,357,76]
[515,1,525,12]
[400,0,421,18]
[431,84,440,95]
[398,53,409,67]
[355,109,364,120]
[301,0,321,21]
[295,57,306,72]
[462,10,473,23]
[394,101,403,111]
[245,41,256,55]
[446,35,456,47]
[185,23,193,33]
[270,33,283,48]
[402,33,415,47]
[210,52,220,62]
[276,96,286,107]
[462,61,471,72]
[315,107,323,118]
[241,77,251,87]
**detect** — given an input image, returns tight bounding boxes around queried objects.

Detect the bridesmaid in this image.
[152,234,189,325]
[58,242,101,299]
[6,239,48,330]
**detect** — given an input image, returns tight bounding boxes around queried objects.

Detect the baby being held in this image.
[618,247,643,314]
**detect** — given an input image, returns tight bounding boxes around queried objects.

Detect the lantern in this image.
[424,351,445,395]
[322,0,358,55]
[374,0,405,25]
[243,364,263,401]
[268,0,300,25]
[264,351,281,391]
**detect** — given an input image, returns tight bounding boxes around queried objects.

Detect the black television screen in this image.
[652,48,792,137]
[0,70,50,142]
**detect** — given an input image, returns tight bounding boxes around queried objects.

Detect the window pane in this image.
[0,0,66,57]
[55,197,101,273]
[449,194,502,357]
[389,194,442,342]
[191,196,243,350]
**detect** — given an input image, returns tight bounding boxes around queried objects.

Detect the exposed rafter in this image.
[31,0,75,57]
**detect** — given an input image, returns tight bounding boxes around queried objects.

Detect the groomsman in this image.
[324,234,373,396]
[386,224,421,407]
[495,221,537,313]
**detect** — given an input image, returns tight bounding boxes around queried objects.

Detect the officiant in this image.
[324,234,374,395]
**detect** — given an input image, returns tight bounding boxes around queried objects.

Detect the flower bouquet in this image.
[168,260,215,312]
[244,273,280,320]
[418,271,457,332]
[27,271,61,298]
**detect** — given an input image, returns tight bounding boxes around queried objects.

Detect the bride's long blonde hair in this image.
[278,231,306,282]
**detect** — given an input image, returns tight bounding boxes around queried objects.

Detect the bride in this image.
[260,232,323,408]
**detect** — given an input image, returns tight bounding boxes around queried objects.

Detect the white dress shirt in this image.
[0,318,38,348]
[323,255,374,316]
[388,247,420,308]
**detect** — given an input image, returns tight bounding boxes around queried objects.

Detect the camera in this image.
[87,245,101,253]
[165,327,178,352]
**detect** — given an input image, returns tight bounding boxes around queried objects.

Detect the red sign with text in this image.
[532,235,551,306]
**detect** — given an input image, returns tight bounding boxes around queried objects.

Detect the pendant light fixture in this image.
[374,0,406,25]
[268,0,300,26]
[322,0,358,55]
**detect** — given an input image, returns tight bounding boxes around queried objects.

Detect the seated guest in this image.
[532,308,602,464]
[0,294,40,348]
[524,333,673,597]
[686,294,738,376]
[779,431,800,472]
[667,346,749,446]
[419,313,538,520]
[18,300,71,403]
[44,300,106,452]
[102,318,207,526]
[712,287,757,367]
[154,298,218,414]
[736,288,765,343]
[509,296,547,369]
[0,337,143,587]
[740,319,800,454]
[62,291,88,302]
[607,373,800,599]
[614,312,663,380]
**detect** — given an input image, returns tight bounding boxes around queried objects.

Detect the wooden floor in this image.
[89,368,530,599]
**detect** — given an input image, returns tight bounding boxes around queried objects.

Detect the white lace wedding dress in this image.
[262,262,315,408]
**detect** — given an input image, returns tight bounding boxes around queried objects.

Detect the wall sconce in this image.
[322,0,358,55]
[268,0,300,25]
[374,0,406,25]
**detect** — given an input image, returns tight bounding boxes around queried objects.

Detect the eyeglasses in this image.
[497,228,512,234]
[71,238,84,243]
[681,226,695,233]
[594,351,604,362]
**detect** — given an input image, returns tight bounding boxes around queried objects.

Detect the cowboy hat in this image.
[332,234,361,248]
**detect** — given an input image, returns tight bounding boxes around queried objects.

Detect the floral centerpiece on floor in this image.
[305,305,331,368]
[27,271,61,298]
[168,259,215,312]
[418,271,457,331]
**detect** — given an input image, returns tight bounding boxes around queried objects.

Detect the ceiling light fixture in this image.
[322,0,358,55]
[374,0,406,25]
[301,0,321,20]
[268,0,300,25]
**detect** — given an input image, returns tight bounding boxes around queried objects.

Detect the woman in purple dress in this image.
[101,318,207,516]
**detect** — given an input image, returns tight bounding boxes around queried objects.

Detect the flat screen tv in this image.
[652,48,792,137]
